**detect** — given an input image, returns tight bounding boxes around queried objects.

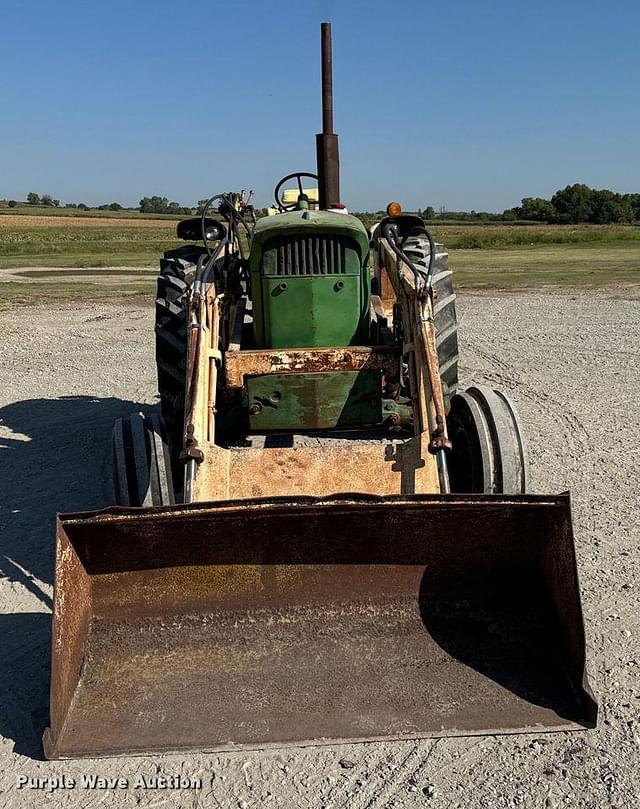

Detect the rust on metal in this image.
[413,295,452,453]
[376,263,398,316]
[377,238,452,459]
[183,292,205,453]
[45,493,596,759]
[224,345,400,389]
[195,436,438,501]
[226,296,248,353]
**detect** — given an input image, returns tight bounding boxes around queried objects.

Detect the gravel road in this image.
[0,288,639,808]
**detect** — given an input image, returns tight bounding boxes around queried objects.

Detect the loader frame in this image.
[181,230,449,503]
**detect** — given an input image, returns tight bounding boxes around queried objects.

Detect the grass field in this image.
[0,281,155,305]
[452,241,640,286]
[0,214,180,269]
[428,223,640,249]
[0,205,183,220]
[0,214,639,301]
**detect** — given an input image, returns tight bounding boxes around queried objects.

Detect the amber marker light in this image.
[386,201,402,217]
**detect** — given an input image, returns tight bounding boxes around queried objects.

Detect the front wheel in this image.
[111,412,175,506]
[155,245,205,489]
[447,385,528,494]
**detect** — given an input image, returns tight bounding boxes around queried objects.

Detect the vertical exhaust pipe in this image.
[316,22,340,209]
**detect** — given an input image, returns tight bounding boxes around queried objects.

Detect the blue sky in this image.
[1,0,638,211]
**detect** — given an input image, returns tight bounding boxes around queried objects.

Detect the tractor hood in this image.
[251,210,369,265]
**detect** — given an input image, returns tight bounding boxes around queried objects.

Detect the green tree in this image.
[591,189,629,224]
[140,196,158,213]
[27,192,40,205]
[519,197,556,222]
[623,194,640,222]
[140,196,191,214]
[551,184,594,223]
[139,196,169,213]
[41,194,54,207]
[7,200,17,208]
[424,205,435,219]
[109,202,123,211]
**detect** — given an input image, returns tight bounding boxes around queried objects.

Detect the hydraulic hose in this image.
[381,222,436,293]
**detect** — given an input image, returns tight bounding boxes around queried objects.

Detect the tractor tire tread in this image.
[404,237,459,393]
[155,245,206,485]
[111,412,174,506]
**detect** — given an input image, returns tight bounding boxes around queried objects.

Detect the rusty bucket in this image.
[44,493,596,759]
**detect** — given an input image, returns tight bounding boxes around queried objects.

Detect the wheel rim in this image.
[447,391,495,493]
[447,386,528,494]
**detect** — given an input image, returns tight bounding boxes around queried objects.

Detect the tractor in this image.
[44,24,596,759]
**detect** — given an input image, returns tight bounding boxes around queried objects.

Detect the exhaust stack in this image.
[316,22,340,209]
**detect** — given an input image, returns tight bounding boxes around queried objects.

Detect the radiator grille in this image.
[262,235,352,276]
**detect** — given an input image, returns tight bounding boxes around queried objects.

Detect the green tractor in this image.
[44,23,595,760]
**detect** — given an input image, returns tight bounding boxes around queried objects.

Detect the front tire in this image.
[447,385,528,494]
[402,236,459,395]
[155,245,205,483]
[111,412,174,506]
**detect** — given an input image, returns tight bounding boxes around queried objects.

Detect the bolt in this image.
[249,403,262,415]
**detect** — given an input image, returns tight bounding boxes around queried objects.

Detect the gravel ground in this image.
[0,288,639,808]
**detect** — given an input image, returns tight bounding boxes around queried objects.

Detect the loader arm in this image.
[375,226,453,490]
[182,284,223,502]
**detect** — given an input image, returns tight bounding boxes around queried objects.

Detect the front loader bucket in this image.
[44,493,596,759]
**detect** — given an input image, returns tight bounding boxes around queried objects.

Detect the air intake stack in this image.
[316,22,340,210]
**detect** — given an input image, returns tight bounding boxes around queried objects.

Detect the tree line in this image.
[6,184,640,224]
[507,184,640,224]
[419,184,640,224]
[5,193,194,215]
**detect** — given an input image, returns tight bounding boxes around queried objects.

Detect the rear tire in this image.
[155,245,205,480]
[402,236,459,395]
[111,412,174,506]
[447,385,528,494]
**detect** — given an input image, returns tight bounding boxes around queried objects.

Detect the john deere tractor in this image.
[44,23,595,760]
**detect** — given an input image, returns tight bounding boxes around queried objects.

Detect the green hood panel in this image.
[249,211,371,350]
[251,211,369,268]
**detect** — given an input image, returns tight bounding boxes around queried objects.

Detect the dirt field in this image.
[0,215,176,229]
[0,288,639,808]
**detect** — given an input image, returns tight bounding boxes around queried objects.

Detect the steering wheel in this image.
[274,172,319,212]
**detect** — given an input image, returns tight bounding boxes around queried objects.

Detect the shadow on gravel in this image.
[0,395,153,757]
[0,395,154,588]
[0,613,51,759]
